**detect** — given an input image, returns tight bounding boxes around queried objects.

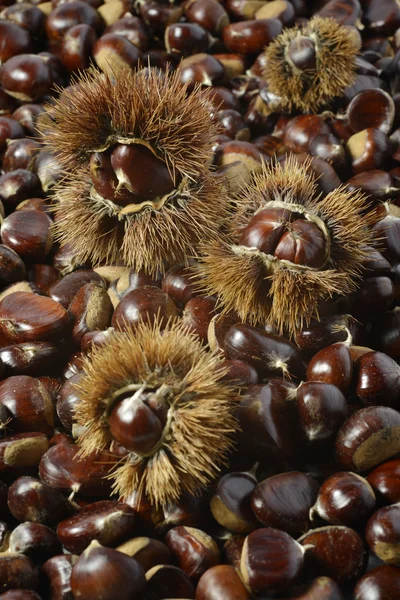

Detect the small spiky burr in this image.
[264,17,360,114]
[73,319,238,507]
[40,67,227,274]
[199,156,374,337]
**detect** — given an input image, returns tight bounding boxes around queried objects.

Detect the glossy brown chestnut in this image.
[210,470,258,533]
[311,472,376,527]
[0,292,68,343]
[2,139,41,172]
[7,476,71,525]
[366,503,400,564]
[143,564,195,599]
[298,525,365,584]
[196,564,251,600]
[42,554,78,600]
[0,246,25,287]
[68,282,113,346]
[0,554,38,593]
[45,1,102,42]
[49,270,105,309]
[116,537,172,572]
[367,459,400,505]
[347,128,391,174]
[60,24,97,72]
[240,527,304,595]
[354,564,400,600]
[1,54,54,102]
[1,210,53,263]
[0,170,42,209]
[238,381,299,460]
[161,265,197,308]
[70,543,146,600]
[347,89,395,134]
[165,22,211,56]
[224,323,305,380]
[57,500,136,554]
[223,18,282,54]
[179,53,225,90]
[112,286,178,332]
[39,443,113,498]
[182,296,216,343]
[9,522,61,563]
[354,351,400,407]
[0,375,54,435]
[335,406,400,471]
[306,341,353,394]
[93,33,142,76]
[295,381,348,444]
[105,14,149,51]
[251,471,319,534]
[165,526,220,579]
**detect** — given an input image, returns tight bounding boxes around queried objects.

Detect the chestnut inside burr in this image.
[89,142,178,209]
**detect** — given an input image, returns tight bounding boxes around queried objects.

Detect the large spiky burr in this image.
[199,156,374,337]
[73,319,239,507]
[41,67,228,274]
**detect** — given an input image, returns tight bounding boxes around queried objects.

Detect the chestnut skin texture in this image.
[354,564,400,600]
[196,564,251,599]
[70,544,146,600]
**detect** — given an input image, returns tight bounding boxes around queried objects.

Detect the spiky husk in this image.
[264,17,358,113]
[199,158,374,336]
[40,67,219,182]
[73,319,238,507]
[51,167,229,274]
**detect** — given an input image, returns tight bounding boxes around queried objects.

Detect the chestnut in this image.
[56,500,136,554]
[1,54,54,102]
[143,564,195,599]
[251,471,319,534]
[185,0,229,34]
[112,286,178,332]
[45,1,103,43]
[366,503,400,564]
[7,476,71,525]
[70,542,146,600]
[0,554,38,593]
[310,472,376,527]
[0,433,49,472]
[240,527,304,595]
[298,525,366,584]
[354,564,400,599]
[367,459,400,505]
[346,128,391,174]
[9,522,61,563]
[210,469,258,533]
[60,24,97,72]
[49,270,105,309]
[222,18,282,54]
[335,406,400,471]
[0,170,42,209]
[196,564,251,599]
[182,297,216,342]
[0,246,26,287]
[295,381,348,444]
[165,23,211,57]
[0,22,32,63]
[39,443,114,498]
[306,340,353,395]
[2,139,41,172]
[116,537,172,572]
[42,554,78,600]
[165,526,220,579]
[0,375,54,435]
[0,292,68,343]
[93,33,142,76]
[347,89,395,134]
[1,210,53,263]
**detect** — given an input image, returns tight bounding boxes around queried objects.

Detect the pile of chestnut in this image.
[3,0,400,599]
